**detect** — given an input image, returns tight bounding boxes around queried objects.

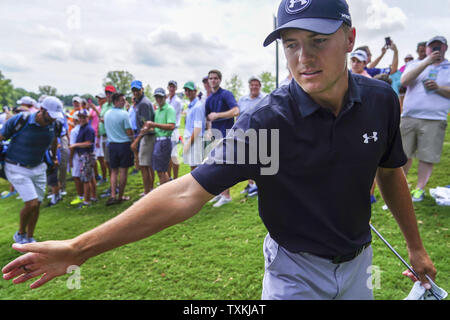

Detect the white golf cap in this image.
[72,96,82,103]
[426,36,447,47]
[95,92,106,99]
[41,96,65,120]
[350,50,368,62]
[17,96,35,106]
[248,76,262,84]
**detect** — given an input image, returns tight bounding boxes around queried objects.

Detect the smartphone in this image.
[385,37,391,47]
[432,46,441,52]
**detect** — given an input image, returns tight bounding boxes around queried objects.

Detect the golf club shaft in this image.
[369,224,418,278]
[370,223,441,300]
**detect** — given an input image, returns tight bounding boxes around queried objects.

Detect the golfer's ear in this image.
[346,27,356,53]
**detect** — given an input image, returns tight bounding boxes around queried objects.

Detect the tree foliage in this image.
[102,70,135,97]
[225,74,244,100]
[39,85,58,96]
[259,71,276,94]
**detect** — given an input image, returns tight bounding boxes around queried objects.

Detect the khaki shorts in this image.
[139,134,156,167]
[400,117,448,164]
[101,137,110,163]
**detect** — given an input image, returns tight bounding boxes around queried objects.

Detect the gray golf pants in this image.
[262,234,374,300]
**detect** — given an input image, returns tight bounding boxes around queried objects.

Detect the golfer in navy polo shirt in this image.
[2,0,436,300]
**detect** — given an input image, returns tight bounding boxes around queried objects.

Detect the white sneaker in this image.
[213,196,232,208]
[209,195,222,203]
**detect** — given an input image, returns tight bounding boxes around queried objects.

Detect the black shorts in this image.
[46,167,59,187]
[108,142,134,169]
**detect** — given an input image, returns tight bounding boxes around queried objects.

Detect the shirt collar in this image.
[189,98,199,109]
[289,72,362,118]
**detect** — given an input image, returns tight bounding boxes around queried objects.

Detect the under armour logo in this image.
[286,0,311,14]
[363,132,378,144]
[289,0,308,8]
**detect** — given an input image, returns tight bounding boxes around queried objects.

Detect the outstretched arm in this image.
[2,174,214,289]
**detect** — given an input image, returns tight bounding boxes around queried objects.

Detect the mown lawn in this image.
[0,118,448,300]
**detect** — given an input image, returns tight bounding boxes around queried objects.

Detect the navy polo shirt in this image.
[75,123,96,155]
[205,88,238,137]
[1,113,56,167]
[192,73,407,257]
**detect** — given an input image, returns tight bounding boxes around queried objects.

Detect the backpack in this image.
[0,113,31,180]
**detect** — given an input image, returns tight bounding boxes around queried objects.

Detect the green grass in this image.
[0,119,448,300]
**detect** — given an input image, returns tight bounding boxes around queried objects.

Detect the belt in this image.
[317,242,371,264]
[156,136,171,141]
[5,159,39,169]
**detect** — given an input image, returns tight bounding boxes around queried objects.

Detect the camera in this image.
[432,46,441,52]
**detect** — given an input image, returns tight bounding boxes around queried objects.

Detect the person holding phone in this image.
[400,36,450,202]
[355,38,399,77]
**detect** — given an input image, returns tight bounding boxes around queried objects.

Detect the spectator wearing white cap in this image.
[350,50,371,78]
[400,35,450,203]
[17,96,38,113]
[0,97,64,244]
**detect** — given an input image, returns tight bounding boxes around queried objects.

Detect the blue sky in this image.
[0,0,449,95]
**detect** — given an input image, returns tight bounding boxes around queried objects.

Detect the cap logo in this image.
[285,0,312,14]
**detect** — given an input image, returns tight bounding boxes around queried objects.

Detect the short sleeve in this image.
[0,115,21,139]
[167,107,176,124]
[123,112,132,130]
[191,111,261,195]
[224,91,238,109]
[192,107,204,128]
[205,98,211,116]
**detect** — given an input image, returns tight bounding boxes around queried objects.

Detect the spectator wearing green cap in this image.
[183,82,205,171]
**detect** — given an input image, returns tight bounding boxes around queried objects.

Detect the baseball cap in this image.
[105,85,117,93]
[264,0,352,47]
[131,80,143,90]
[405,54,414,59]
[16,96,35,106]
[95,92,106,99]
[183,81,196,91]
[168,80,178,87]
[41,97,64,120]
[76,109,89,118]
[154,88,166,97]
[426,36,447,47]
[72,96,82,103]
[248,76,262,84]
[350,50,368,62]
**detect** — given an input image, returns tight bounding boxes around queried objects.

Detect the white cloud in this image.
[364,0,407,31]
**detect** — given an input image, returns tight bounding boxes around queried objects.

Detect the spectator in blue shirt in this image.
[0,97,64,244]
[205,69,240,208]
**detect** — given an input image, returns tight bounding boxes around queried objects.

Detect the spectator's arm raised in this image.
[401,51,441,87]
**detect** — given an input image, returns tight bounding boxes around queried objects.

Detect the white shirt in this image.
[168,94,183,128]
[402,59,450,121]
